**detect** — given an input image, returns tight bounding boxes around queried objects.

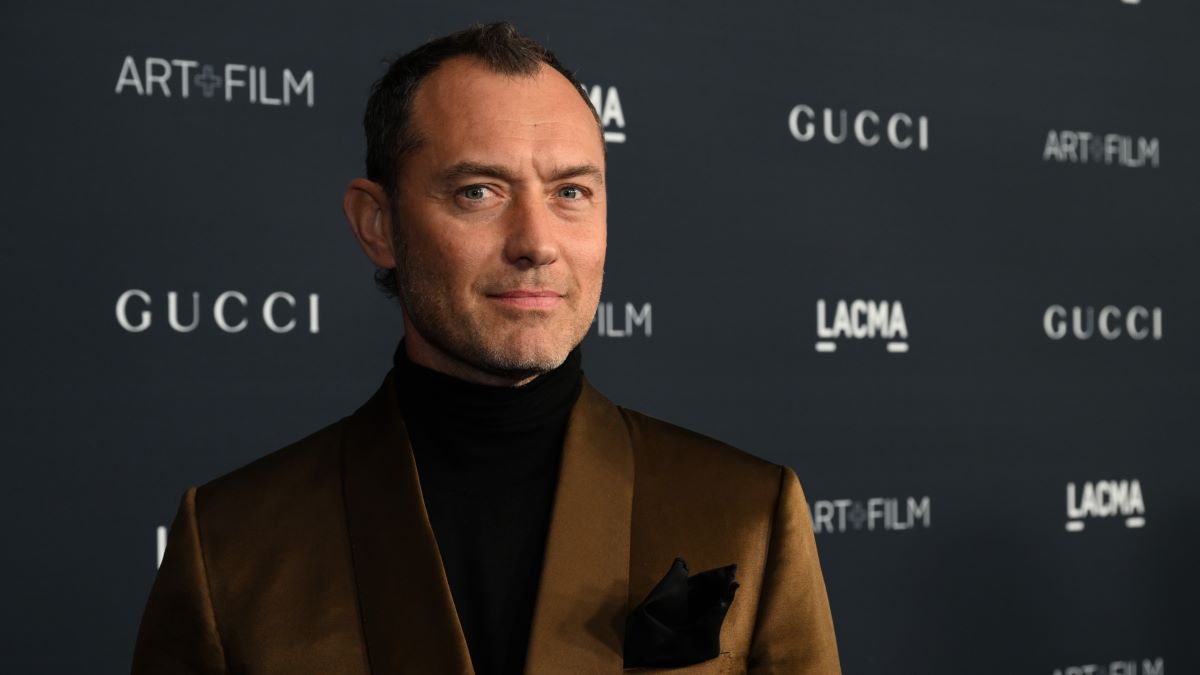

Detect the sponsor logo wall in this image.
[5,2,1196,673]
[815,299,909,353]
[788,105,930,150]
[1065,479,1147,532]
[115,290,321,334]
[115,56,316,106]
[810,496,932,534]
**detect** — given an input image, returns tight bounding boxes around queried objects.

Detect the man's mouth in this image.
[487,289,564,310]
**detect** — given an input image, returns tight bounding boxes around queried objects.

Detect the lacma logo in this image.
[815,299,908,353]
[1065,479,1146,532]
[1043,129,1158,168]
[811,496,931,534]
[1043,305,1162,341]
[116,290,320,334]
[789,105,928,150]
[1053,656,1163,675]
[584,84,626,143]
[115,56,315,107]
[594,301,651,337]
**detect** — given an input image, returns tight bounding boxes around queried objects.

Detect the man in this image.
[132,22,841,675]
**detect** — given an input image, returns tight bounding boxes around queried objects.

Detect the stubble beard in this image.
[392,229,599,383]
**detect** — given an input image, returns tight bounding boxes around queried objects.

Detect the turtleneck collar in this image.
[391,338,584,435]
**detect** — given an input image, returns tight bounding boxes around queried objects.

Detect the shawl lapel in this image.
[340,372,634,674]
[341,372,475,674]
[523,380,635,673]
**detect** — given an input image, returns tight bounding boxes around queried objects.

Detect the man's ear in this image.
[343,178,397,268]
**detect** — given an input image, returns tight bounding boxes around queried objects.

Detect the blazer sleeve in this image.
[747,466,842,674]
[131,487,229,675]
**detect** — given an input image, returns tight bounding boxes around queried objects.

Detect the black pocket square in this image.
[623,557,739,669]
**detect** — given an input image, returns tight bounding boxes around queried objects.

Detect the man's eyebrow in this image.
[437,162,604,186]
[438,162,520,184]
[548,164,605,186]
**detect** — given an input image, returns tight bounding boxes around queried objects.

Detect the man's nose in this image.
[503,195,559,270]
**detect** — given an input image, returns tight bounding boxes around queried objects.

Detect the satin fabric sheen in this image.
[131,373,842,674]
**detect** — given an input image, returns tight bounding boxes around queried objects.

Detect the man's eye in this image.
[462,185,491,200]
[557,186,584,199]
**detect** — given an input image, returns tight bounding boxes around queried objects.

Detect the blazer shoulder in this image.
[620,405,801,628]
[163,413,368,665]
[193,414,351,527]
[617,405,784,485]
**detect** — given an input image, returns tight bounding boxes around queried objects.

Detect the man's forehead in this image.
[416,55,577,107]
[407,56,603,159]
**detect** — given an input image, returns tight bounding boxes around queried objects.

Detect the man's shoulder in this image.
[174,413,363,622]
[193,414,351,522]
[615,405,786,490]
[615,404,799,591]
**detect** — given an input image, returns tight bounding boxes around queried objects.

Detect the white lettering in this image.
[832,300,852,337]
[283,69,315,107]
[850,300,869,338]
[888,301,908,339]
[115,56,145,95]
[601,86,624,128]
[887,113,913,149]
[224,64,247,102]
[908,496,931,527]
[262,292,296,333]
[626,302,651,336]
[1044,305,1067,339]
[258,67,281,106]
[170,59,197,98]
[214,290,248,333]
[823,108,847,144]
[812,501,834,533]
[867,498,885,531]
[1043,130,1063,161]
[144,57,172,96]
[1141,138,1160,168]
[1127,306,1149,339]
[854,110,879,146]
[167,291,200,332]
[116,289,151,332]
[1099,305,1122,339]
[1072,306,1095,339]
[788,105,815,141]
[816,299,833,338]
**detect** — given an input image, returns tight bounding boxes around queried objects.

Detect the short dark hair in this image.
[362,22,603,300]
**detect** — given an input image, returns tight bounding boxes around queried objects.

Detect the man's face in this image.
[391,56,607,381]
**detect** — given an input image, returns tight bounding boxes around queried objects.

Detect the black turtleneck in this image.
[391,340,584,675]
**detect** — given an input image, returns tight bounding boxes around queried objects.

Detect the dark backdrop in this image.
[3,1,1197,673]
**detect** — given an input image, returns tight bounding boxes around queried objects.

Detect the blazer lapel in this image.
[340,372,634,674]
[523,379,635,673]
[341,371,475,674]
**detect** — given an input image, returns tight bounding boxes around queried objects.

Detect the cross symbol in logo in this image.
[194,65,223,98]
[847,502,867,530]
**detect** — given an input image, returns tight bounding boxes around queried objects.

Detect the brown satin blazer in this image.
[132,372,841,674]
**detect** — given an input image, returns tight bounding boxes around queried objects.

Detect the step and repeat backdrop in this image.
[3,0,1197,673]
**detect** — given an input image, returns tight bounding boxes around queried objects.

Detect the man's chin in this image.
[470,331,576,376]
[477,345,568,378]
[407,311,582,384]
